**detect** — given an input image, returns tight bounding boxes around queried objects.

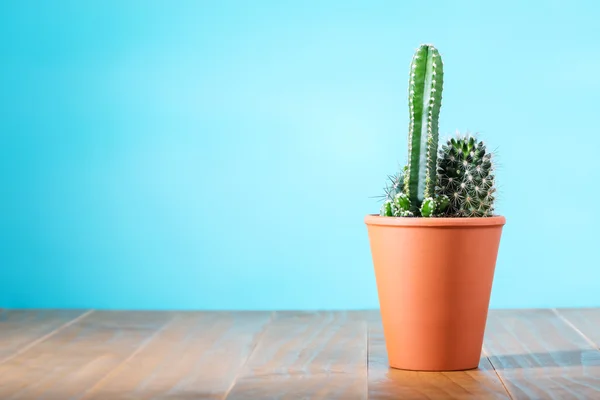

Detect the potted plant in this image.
[365,44,506,371]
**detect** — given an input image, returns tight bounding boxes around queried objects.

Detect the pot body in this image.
[365,215,506,371]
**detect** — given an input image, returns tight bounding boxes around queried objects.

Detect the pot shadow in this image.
[485,349,600,370]
[378,349,600,374]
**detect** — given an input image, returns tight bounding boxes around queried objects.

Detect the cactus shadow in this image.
[486,349,600,370]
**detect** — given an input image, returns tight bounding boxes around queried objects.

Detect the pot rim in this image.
[364,214,506,227]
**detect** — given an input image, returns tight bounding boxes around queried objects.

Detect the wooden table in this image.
[1,309,599,399]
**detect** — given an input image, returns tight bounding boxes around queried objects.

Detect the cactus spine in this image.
[404,44,444,210]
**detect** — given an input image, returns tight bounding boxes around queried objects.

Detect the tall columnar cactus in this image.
[436,134,496,217]
[404,44,444,210]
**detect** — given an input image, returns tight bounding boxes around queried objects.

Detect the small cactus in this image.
[420,194,449,217]
[393,192,411,213]
[436,134,496,217]
[381,166,407,202]
[380,192,413,217]
[420,197,436,217]
[380,200,394,217]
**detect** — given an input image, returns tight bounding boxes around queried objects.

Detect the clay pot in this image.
[364,215,506,371]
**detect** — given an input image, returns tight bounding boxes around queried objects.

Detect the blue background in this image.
[1,0,598,310]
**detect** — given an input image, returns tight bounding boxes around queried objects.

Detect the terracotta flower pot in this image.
[365,214,506,371]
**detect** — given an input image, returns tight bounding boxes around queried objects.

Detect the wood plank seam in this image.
[79,312,180,399]
[365,323,369,399]
[484,309,600,399]
[552,308,600,349]
[482,347,514,400]
[0,309,94,366]
[222,310,276,400]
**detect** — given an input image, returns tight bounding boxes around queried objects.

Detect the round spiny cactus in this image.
[436,134,496,217]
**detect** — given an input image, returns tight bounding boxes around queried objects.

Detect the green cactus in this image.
[436,134,496,217]
[404,44,444,211]
[436,194,450,213]
[381,165,407,202]
[375,44,498,219]
[419,194,449,217]
[420,197,436,217]
[380,200,394,217]
[393,192,411,213]
[379,192,413,217]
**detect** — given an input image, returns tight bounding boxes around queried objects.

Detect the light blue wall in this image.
[1,0,598,310]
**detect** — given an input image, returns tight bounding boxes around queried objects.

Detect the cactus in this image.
[420,197,436,217]
[380,192,413,217]
[436,134,496,217]
[376,44,498,218]
[419,194,449,217]
[380,200,394,216]
[381,166,407,202]
[404,44,444,211]
[393,192,411,214]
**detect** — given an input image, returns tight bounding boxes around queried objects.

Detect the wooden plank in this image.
[484,309,600,399]
[0,309,90,363]
[0,310,173,399]
[368,311,510,399]
[554,308,600,348]
[82,311,272,400]
[226,311,368,400]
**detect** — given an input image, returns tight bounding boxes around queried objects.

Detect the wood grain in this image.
[368,312,510,399]
[554,308,600,348]
[2,309,600,399]
[0,310,173,399]
[226,311,368,400]
[484,309,600,399]
[83,311,272,400]
[0,309,90,363]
